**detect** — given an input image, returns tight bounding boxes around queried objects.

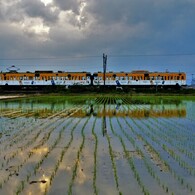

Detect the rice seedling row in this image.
[119,117,174,194]
[136,117,195,177]
[1,105,84,151]
[109,117,151,195]
[128,118,193,193]
[91,118,98,195]
[0,106,86,193]
[25,118,83,195]
[0,117,74,192]
[146,118,195,162]
[0,96,195,195]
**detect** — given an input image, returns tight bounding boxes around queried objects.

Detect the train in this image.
[0,68,186,88]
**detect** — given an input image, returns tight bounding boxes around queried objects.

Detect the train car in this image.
[0,70,91,86]
[93,70,186,87]
[0,69,186,88]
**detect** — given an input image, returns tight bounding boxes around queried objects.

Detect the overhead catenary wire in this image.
[0,52,195,61]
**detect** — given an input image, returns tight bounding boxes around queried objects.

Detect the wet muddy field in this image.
[0,95,195,195]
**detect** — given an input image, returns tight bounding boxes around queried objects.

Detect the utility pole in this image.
[103,53,107,86]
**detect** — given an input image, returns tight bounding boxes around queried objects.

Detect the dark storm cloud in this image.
[54,0,80,13]
[87,0,195,52]
[0,0,195,73]
[19,0,59,24]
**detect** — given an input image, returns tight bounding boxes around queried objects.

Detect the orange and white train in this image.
[0,69,186,87]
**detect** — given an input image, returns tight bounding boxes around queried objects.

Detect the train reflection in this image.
[0,101,186,118]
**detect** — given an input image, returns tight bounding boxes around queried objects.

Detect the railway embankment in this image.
[0,85,195,96]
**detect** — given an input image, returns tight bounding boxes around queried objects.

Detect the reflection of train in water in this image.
[0,68,186,87]
[0,104,186,118]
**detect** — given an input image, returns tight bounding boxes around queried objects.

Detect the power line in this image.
[0,52,195,61]
[109,53,195,57]
[0,55,101,61]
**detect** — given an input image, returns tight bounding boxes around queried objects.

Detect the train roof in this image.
[93,70,185,74]
[1,70,185,75]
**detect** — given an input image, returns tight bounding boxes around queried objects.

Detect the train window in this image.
[181,76,184,80]
[129,76,132,80]
[20,76,23,80]
[177,76,180,80]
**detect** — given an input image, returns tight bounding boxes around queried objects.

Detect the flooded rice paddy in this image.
[0,95,195,195]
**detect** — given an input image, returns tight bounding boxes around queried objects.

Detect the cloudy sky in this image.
[0,0,195,83]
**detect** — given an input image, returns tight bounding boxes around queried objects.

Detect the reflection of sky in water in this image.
[184,101,195,120]
[0,98,195,195]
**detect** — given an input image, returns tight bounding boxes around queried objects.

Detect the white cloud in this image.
[40,0,53,6]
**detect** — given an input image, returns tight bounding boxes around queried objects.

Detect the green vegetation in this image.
[0,95,194,195]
